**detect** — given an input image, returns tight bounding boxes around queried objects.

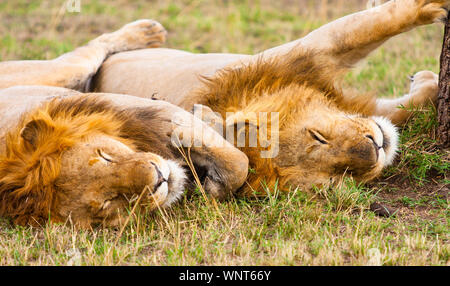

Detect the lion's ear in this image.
[20,119,51,149]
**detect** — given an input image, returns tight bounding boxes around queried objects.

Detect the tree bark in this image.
[436,14,450,148]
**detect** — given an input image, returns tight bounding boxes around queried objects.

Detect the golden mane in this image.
[196,47,376,119]
[0,95,175,225]
[196,48,341,114]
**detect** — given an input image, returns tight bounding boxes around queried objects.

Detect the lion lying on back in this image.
[0,0,447,227]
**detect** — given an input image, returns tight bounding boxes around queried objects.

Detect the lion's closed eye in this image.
[308,129,328,145]
[97,149,114,163]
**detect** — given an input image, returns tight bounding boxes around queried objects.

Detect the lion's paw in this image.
[203,176,233,201]
[120,19,167,48]
[408,70,439,106]
[192,104,223,132]
[100,19,167,53]
[415,0,449,25]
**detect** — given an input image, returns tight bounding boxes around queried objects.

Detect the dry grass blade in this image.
[172,135,231,230]
[104,185,149,264]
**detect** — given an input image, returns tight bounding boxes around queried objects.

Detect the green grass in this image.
[0,0,448,265]
[0,178,446,265]
[384,105,449,185]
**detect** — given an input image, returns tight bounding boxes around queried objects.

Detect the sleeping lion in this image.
[0,0,447,227]
[0,21,248,227]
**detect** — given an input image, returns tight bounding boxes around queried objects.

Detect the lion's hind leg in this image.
[256,0,448,72]
[0,19,166,91]
[313,0,448,68]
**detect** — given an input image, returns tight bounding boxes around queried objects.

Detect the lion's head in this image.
[271,86,398,189]
[0,96,186,227]
[196,48,399,194]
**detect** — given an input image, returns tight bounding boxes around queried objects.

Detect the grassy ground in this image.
[0,0,448,265]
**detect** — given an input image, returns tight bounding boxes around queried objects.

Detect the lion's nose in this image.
[365,134,382,161]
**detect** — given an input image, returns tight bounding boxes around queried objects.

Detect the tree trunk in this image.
[436,14,450,148]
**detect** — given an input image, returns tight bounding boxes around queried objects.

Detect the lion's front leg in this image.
[375,71,439,125]
[0,19,166,91]
[257,0,448,68]
[102,95,250,200]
